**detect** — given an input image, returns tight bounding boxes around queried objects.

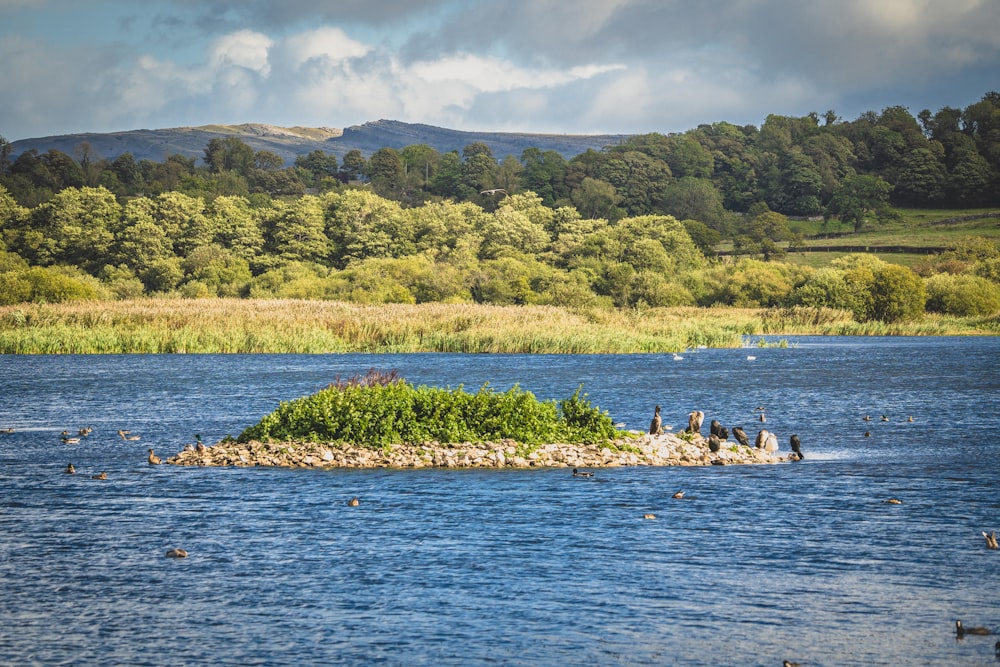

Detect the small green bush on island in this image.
[238,371,620,447]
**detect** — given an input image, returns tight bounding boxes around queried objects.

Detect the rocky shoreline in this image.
[166,431,793,469]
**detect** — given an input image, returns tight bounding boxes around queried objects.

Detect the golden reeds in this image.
[0,299,995,354]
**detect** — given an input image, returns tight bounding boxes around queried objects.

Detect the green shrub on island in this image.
[237,370,620,447]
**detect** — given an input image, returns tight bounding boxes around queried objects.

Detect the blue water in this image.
[1,337,998,666]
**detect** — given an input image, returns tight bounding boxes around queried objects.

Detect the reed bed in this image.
[0,299,995,354]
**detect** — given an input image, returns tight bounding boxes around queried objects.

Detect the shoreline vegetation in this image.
[2,299,997,354]
[165,373,791,469]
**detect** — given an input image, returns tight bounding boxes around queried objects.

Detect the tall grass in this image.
[0,299,995,354]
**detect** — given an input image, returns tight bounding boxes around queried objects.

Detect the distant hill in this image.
[8,120,632,166]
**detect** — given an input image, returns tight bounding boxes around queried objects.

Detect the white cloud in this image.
[209,29,272,75]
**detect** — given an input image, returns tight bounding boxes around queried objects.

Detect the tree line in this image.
[1,91,999,321]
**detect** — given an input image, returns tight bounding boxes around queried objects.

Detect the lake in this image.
[1,337,998,666]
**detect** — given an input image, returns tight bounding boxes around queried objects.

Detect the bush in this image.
[925,273,1000,316]
[238,375,619,447]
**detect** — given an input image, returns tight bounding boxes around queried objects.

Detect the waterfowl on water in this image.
[147,449,161,465]
[572,468,594,478]
[61,436,80,444]
[956,620,992,637]
[672,491,684,499]
[883,498,902,504]
[117,429,130,440]
[863,415,872,421]
[984,531,999,550]
[864,431,871,437]
[0,427,14,434]
[91,472,107,480]
[64,463,76,474]
[907,416,914,422]
[881,415,890,421]
[995,640,1000,657]
[165,548,188,558]
[783,661,802,667]
[347,497,360,506]
[643,514,656,520]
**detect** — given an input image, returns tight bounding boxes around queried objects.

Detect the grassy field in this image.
[789,209,1000,264]
[1,299,995,354]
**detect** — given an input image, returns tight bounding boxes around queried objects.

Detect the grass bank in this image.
[0,299,996,354]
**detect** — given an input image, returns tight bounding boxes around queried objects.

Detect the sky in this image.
[1,0,999,141]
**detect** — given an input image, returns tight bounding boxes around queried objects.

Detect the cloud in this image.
[2,0,999,140]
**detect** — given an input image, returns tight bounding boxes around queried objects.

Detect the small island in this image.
[167,371,792,469]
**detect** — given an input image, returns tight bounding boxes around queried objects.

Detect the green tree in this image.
[825,174,895,232]
[272,195,330,263]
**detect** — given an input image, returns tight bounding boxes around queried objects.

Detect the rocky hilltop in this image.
[9,119,632,165]
[167,431,792,470]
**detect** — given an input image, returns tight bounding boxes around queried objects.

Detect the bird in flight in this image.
[480,188,508,196]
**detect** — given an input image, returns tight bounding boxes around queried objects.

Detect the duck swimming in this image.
[347,497,360,506]
[64,463,76,474]
[572,468,594,478]
[956,620,992,637]
[983,531,999,550]
[165,548,188,558]
[91,472,107,480]
[147,449,161,465]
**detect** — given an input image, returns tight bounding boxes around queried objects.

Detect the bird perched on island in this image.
[956,620,992,637]
[789,434,804,460]
[649,405,663,435]
[147,449,161,465]
[686,410,704,435]
[984,531,999,550]
[165,548,188,558]
[64,463,76,474]
[708,434,722,453]
[732,426,750,447]
[572,468,594,478]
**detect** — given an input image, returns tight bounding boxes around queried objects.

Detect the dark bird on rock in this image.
[789,434,803,460]
[956,620,992,637]
[708,434,722,453]
[732,426,750,447]
[649,405,663,435]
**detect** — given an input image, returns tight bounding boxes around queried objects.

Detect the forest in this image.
[1,92,999,323]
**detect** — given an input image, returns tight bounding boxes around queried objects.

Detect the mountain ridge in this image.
[8,120,633,166]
